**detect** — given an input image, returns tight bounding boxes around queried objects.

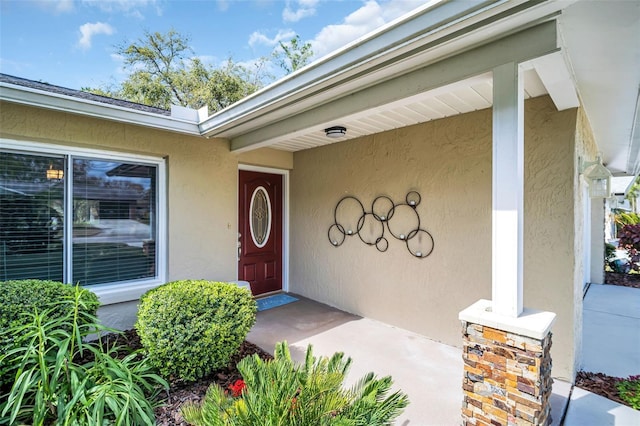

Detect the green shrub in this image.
[136,280,257,382]
[618,224,640,271]
[0,279,100,333]
[616,375,640,410]
[615,212,640,230]
[182,341,409,425]
[0,280,99,386]
[0,285,167,425]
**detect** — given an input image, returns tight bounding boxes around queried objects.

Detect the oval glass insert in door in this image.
[249,186,272,248]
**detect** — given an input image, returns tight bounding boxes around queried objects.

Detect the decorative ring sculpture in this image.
[328,191,434,258]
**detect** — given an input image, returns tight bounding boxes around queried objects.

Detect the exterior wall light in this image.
[581,155,612,198]
[324,126,347,138]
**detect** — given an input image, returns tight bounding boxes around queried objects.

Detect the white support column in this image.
[492,62,524,317]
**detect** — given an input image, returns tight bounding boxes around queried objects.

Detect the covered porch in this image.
[247,285,639,425]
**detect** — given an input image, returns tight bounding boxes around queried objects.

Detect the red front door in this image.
[238,170,283,296]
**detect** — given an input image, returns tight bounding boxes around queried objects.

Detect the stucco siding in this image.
[290,95,580,380]
[1,102,239,285]
[236,147,294,170]
[523,96,579,381]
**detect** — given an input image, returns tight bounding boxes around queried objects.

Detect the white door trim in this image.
[238,164,289,293]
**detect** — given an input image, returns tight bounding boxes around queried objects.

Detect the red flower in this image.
[229,379,246,397]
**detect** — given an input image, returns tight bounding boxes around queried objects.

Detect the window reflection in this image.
[72,159,157,285]
[0,151,158,286]
[0,152,64,281]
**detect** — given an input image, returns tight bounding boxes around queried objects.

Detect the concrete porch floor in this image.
[246,295,573,425]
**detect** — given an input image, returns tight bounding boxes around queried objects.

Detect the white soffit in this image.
[558,1,640,175]
[264,70,548,152]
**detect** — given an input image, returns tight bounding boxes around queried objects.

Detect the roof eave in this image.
[198,0,570,140]
[0,83,202,136]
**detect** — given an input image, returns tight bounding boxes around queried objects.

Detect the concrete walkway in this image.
[247,296,573,425]
[562,284,640,426]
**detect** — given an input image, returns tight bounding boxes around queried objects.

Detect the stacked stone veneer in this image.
[461,321,553,426]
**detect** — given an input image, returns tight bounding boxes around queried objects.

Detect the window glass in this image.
[72,159,156,286]
[0,148,159,287]
[0,152,64,281]
[250,186,271,248]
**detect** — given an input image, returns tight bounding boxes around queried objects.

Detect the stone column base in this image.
[459,300,556,426]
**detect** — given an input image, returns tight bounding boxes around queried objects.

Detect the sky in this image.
[0,0,426,91]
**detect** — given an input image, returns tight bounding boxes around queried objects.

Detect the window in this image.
[0,142,164,295]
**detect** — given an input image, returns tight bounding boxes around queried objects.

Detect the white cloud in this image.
[282,0,319,23]
[34,0,74,13]
[193,55,217,66]
[248,29,296,48]
[78,22,116,50]
[310,0,424,58]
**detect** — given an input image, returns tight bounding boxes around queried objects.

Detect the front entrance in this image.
[238,170,283,296]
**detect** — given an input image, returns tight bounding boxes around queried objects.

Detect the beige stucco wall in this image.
[290,95,581,380]
[522,97,579,381]
[236,147,293,170]
[573,105,599,376]
[0,102,242,285]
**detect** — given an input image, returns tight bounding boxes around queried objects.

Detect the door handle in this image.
[237,233,241,262]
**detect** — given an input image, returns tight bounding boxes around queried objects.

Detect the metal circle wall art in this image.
[328,191,434,258]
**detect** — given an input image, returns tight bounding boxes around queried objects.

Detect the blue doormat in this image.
[256,294,299,312]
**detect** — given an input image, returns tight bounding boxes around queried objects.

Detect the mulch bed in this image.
[574,371,631,408]
[103,330,272,426]
[604,272,640,288]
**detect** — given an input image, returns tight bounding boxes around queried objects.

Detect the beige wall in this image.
[573,105,599,376]
[236,147,293,170]
[0,102,242,284]
[291,96,581,380]
[522,97,579,381]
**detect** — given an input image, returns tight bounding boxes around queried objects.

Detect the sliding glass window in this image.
[0,148,160,287]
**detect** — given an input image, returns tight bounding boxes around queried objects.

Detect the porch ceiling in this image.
[258,69,547,152]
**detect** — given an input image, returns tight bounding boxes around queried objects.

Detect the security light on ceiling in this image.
[324,126,347,138]
[581,155,612,198]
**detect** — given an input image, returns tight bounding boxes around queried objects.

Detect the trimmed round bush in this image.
[136,280,257,382]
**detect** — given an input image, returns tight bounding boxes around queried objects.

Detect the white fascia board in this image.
[0,84,202,136]
[230,21,559,152]
[199,0,525,137]
[531,51,579,111]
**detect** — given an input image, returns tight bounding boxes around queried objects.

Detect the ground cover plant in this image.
[0,279,99,355]
[0,285,167,425]
[576,372,640,410]
[616,375,640,410]
[136,280,257,382]
[181,341,409,425]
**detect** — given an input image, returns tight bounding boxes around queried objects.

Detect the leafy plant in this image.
[614,212,640,229]
[181,341,409,426]
[0,280,99,386]
[605,243,629,273]
[0,285,167,425]
[616,375,640,410]
[618,224,640,271]
[136,280,257,382]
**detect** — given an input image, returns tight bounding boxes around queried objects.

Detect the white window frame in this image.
[1,138,167,304]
